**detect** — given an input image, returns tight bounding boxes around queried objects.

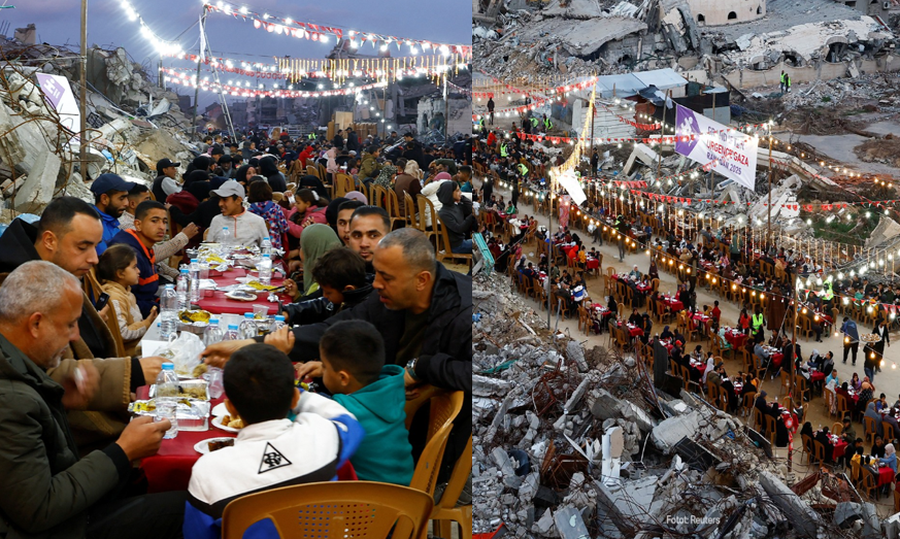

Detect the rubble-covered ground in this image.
[472,271,896,538]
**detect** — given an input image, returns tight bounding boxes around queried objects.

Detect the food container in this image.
[129,399,211,431]
[149,379,210,401]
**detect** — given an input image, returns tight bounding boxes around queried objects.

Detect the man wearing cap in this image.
[152,158,181,203]
[205,180,268,248]
[91,173,135,256]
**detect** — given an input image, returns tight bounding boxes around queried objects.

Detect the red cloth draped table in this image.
[770,352,784,369]
[724,329,747,349]
[196,266,289,315]
[810,370,826,383]
[135,386,357,493]
[586,257,600,270]
[832,437,848,460]
[660,295,684,311]
[879,465,894,486]
[689,359,707,375]
[560,244,579,259]
[624,323,644,337]
[690,313,711,332]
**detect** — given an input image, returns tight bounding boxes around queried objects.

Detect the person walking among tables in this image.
[739,308,751,335]
[873,317,890,368]
[751,306,766,340]
[841,316,859,366]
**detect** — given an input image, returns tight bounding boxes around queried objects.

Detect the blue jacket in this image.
[841,319,859,342]
[333,365,414,486]
[94,205,121,256]
[108,229,159,318]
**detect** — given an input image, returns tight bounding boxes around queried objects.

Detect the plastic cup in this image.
[253,304,269,319]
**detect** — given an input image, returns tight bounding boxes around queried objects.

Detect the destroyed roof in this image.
[723,16,891,67]
[503,16,647,57]
[593,68,688,99]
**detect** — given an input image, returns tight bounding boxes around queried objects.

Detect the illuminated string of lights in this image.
[161,66,386,97]
[204,1,471,57]
[118,0,184,56]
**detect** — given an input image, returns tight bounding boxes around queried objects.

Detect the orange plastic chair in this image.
[408,390,465,498]
[221,481,433,539]
[430,435,473,539]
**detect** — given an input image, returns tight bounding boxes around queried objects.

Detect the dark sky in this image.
[1,0,471,105]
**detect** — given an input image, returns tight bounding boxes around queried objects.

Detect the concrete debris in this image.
[0,37,199,219]
[473,266,880,538]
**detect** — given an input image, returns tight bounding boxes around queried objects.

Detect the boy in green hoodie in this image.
[309,320,414,485]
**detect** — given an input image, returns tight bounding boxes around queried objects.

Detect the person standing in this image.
[487,96,495,125]
[841,316,859,366]
[780,70,786,93]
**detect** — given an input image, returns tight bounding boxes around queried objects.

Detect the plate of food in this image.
[211,402,228,417]
[194,437,235,455]
[225,290,257,302]
[212,414,244,433]
[860,333,881,343]
[179,310,211,324]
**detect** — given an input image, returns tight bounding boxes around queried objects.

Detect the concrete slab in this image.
[14,151,60,213]
[758,470,822,537]
[553,506,590,539]
[651,410,702,453]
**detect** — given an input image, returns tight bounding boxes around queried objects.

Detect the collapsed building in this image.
[0,36,200,218]
[473,271,900,539]
[474,0,900,87]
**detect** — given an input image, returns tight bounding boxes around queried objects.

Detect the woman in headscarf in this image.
[436,181,477,255]
[258,155,287,192]
[324,197,349,237]
[881,443,897,475]
[293,224,342,300]
[648,259,659,281]
[850,372,862,392]
[344,190,368,204]
[660,325,674,341]
[234,164,257,188]
[865,400,885,439]
[857,376,875,416]
[421,171,452,229]
[325,146,339,182]
[182,169,209,190]
[702,352,716,384]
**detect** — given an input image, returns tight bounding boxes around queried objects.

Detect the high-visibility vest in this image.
[500,144,509,157]
[517,163,528,176]
[752,313,764,331]
[543,118,552,130]
[780,73,786,84]
[823,282,834,301]
[530,117,539,127]
[308,133,316,140]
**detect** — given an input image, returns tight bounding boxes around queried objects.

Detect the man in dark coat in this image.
[202,228,472,484]
[0,261,183,539]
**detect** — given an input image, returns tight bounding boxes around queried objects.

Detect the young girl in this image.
[97,244,158,355]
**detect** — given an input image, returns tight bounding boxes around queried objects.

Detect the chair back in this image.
[751,407,763,431]
[716,385,729,411]
[372,185,388,210]
[813,440,826,464]
[403,192,418,229]
[417,195,438,233]
[883,420,896,441]
[408,390,466,497]
[801,434,813,463]
[306,165,319,179]
[741,392,756,417]
[221,481,433,539]
[764,415,777,445]
[832,422,843,436]
[864,416,878,443]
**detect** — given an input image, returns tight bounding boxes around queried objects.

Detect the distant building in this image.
[687,0,766,26]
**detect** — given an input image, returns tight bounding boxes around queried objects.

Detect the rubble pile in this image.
[0,39,198,218]
[472,271,885,538]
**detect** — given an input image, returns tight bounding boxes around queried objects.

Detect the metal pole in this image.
[767,123,773,248]
[79,0,88,181]
[158,57,164,90]
[548,186,554,329]
[191,7,207,142]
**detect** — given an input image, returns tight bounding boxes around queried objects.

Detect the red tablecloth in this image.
[770,352,783,369]
[195,267,289,315]
[833,439,848,460]
[690,361,707,374]
[810,371,825,382]
[725,331,747,349]
[136,387,357,493]
[879,465,894,486]
[661,296,684,311]
[586,258,600,270]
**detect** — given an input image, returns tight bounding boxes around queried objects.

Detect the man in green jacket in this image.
[0,261,184,539]
[358,145,383,185]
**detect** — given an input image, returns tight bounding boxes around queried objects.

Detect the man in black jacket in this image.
[202,228,472,483]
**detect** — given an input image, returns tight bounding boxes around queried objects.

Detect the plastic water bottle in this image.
[225,324,240,340]
[258,253,273,286]
[159,284,178,341]
[261,236,273,257]
[221,225,230,246]
[273,314,287,331]
[176,269,190,310]
[239,312,257,339]
[155,362,179,439]
[203,318,224,346]
[189,258,201,304]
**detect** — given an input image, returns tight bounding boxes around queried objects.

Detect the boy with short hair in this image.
[281,247,373,325]
[296,320,414,486]
[184,344,362,539]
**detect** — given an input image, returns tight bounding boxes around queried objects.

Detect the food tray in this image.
[128,399,210,431]
[149,379,210,401]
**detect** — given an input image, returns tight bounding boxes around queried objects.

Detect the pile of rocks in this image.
[473,270,888,538]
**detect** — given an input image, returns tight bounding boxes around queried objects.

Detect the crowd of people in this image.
[0,125,473,538]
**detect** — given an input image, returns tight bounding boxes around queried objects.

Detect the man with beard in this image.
[91,173,135,256]
[0,261,184,539]
[346,206,390,271]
